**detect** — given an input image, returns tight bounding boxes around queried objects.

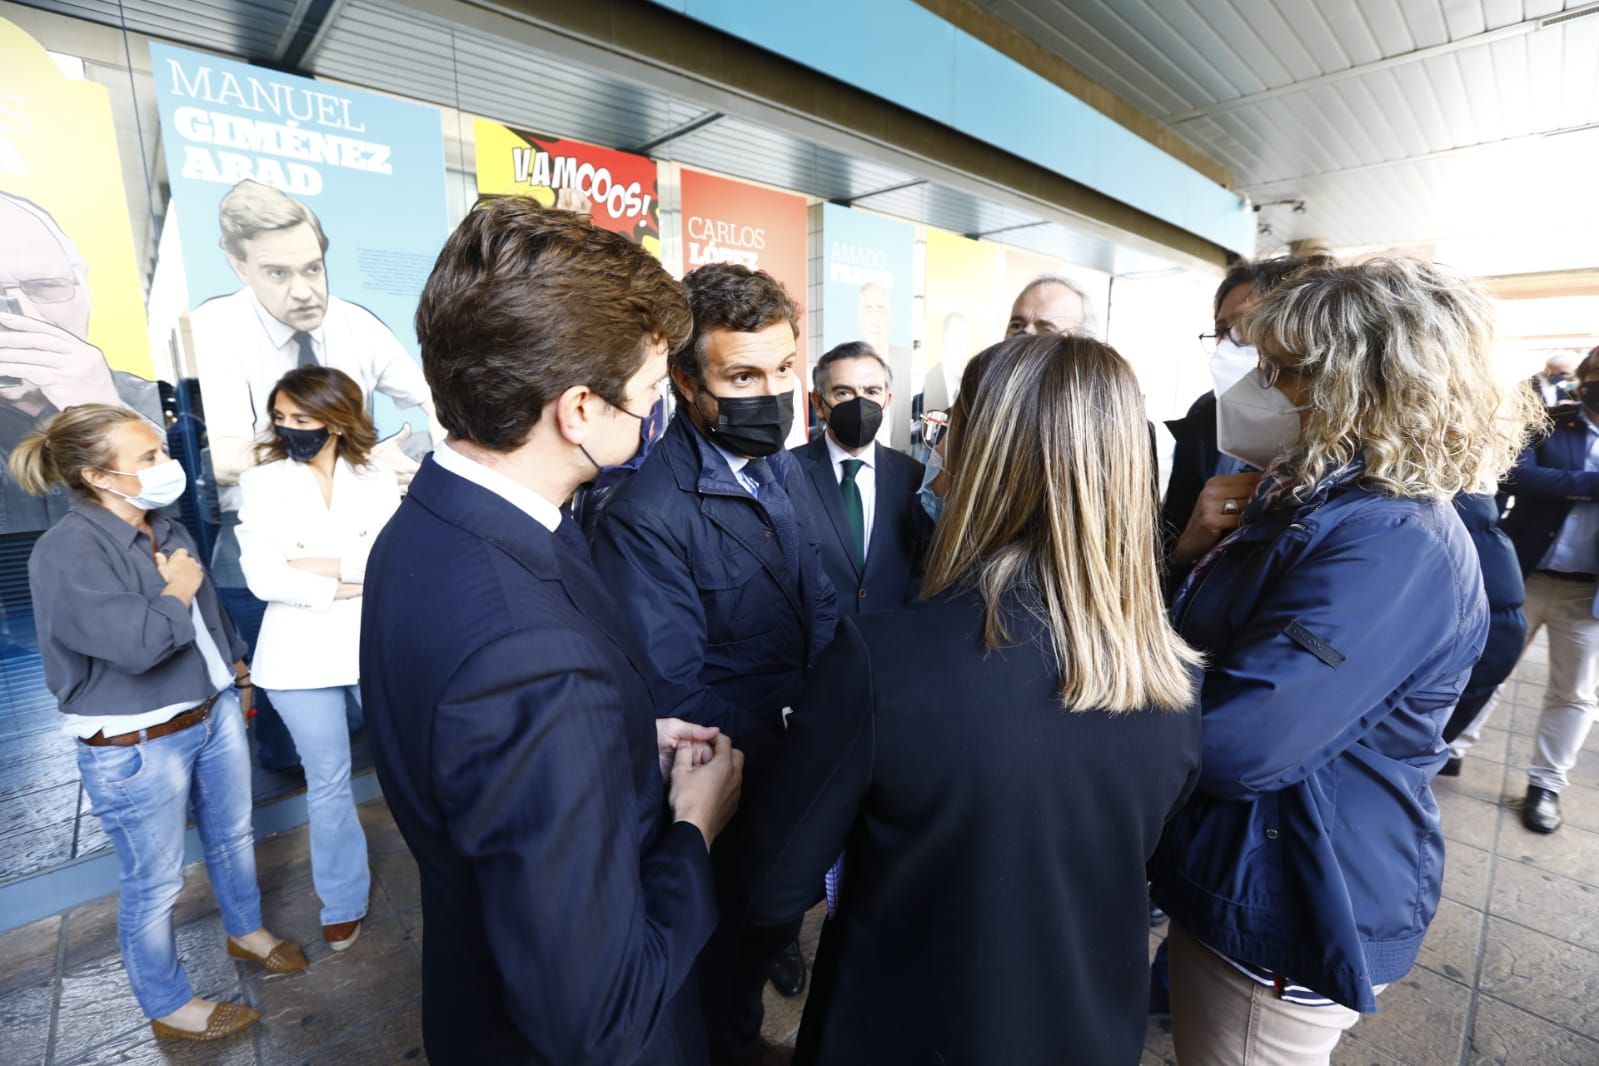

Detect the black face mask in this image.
[276,425,331,463]
[700,389,794,458]
[824,397,883,449]
[1580,381,1599,411]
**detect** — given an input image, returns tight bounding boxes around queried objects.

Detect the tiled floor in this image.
[3,640,1597,1064]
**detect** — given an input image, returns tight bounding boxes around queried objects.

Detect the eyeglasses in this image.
[919,409,949,450]
[0,277,78,305]
[1198,326,1243,355]
[1256,353,1294,390]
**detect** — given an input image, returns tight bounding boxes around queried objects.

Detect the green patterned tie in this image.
[841,459,866,566]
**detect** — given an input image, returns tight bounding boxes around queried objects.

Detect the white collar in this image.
[248,288,323,351]
[825,433,875,469]
[432,439,563,533]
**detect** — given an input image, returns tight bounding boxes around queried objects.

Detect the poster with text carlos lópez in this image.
[150,42,448,496]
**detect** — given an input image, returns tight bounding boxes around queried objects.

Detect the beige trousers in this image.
[1168,923,1361,1066]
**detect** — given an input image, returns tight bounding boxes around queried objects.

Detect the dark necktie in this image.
[293,331,318,368]
[840,458,866,566]
[744,457,799,578]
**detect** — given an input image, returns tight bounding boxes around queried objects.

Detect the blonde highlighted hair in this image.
[7,404,149,499]
[922,333,1200,712]
[1243,258,1544,500]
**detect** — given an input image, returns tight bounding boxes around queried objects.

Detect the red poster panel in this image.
[679,168,808,312]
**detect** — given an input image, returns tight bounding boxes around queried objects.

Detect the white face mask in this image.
[100,459,188,511]
[1210,338,1305,471]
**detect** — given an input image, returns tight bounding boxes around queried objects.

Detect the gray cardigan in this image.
[29,500,247,719]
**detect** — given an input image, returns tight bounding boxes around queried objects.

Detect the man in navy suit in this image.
[1497,349,1599,835]
[360,199,743,1065]
[793,342,930,614]
[593,264,838,1066]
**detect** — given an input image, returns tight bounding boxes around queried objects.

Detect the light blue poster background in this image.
[820,202,915,352]
[150,43,447,438]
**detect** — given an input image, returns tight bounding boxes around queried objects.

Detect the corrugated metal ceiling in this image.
[981,0,1599,254]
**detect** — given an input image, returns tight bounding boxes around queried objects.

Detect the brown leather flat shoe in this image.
[150,1001,261,1041]
[323,918,362,952]
[228,937,309,973]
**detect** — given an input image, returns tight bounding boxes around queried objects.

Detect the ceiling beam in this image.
[1164,0,1599,125]
[627,111,723,155]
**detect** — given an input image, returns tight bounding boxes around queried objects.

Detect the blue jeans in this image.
[76,691,262,1019]
[214,586,300,773]
[265,685,370,925]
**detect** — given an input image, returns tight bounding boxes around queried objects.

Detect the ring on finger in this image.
[1223,498,1241,515]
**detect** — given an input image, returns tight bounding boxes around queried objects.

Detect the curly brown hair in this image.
[672,263,800,395]
[416,197,692,451]
[254,366,377,467]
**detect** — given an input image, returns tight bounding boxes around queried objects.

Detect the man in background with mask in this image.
[1532,352,1583,406]
[793,341,929,615]
[361,199,741,1064]
[1004,273,1095,338]
[1491,349,1599,834]
[594,263,838,1066]
[1162,256,1326,567]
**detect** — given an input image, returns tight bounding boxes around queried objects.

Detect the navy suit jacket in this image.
[790,436,929,615]
[592,414,838,779]
[360,456,716,1065]
[1501,406,1599,576]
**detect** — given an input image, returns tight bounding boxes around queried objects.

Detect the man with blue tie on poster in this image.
[593,263,838,1066]
[793,341,930,615]
[361,198,743,1065]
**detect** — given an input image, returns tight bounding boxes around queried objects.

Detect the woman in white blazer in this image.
[237,367,400,953]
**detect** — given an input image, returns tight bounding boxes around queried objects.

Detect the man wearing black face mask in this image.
[793,341,930,616]
[594,263,839,1066]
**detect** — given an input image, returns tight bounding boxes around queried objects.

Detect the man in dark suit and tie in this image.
[593,264,838,1066]
[793,342,930,614]
[360,199,743,1065]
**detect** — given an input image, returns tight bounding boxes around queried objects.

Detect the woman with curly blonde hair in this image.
[1151,258,1542,1064]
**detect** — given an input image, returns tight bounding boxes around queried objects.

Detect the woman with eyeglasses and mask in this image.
[236,366,400,953]
[1150,260,1543,1064]
[745,332,1203,1066]
[10,404,305,1043]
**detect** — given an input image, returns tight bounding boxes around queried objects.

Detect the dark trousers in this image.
[214,586,300,773]
[700,810,802,1060]
[1442,689,1495,746]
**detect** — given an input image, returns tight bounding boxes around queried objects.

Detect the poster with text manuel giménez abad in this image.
[150,42,448,484]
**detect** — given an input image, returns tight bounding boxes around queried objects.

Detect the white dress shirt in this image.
[59,601,234,738]
[431,439,563,532]
[707,437,761,496]
[826,434,877,556]
[237,456,401,690]
[188,288,433,449]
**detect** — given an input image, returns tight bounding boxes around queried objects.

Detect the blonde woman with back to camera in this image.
[236,365,400,952]
[1152,259,1543,1064]
[10,405,307,1043]
[744,332,1204,1065]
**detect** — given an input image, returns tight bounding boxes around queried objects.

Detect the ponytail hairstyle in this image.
[8,404,149,500]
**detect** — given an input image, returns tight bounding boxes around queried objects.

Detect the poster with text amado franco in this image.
[150,42,449,497]
[679,167,809,446]
[820,203,916,451]
[474,118,661,259]
[0,16,161,533]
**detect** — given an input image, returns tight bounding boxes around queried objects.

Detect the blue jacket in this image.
[789,436,930,615]
[592,414,839,776]
[1150,480,1488,1012]
[1451,493,1526,707]
[1500,406,1599,576]
[360,456,717,1065]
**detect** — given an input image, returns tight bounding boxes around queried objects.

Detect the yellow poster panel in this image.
[923,228,1008,409]
[472,117,662,261]
[0,17,154,380]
